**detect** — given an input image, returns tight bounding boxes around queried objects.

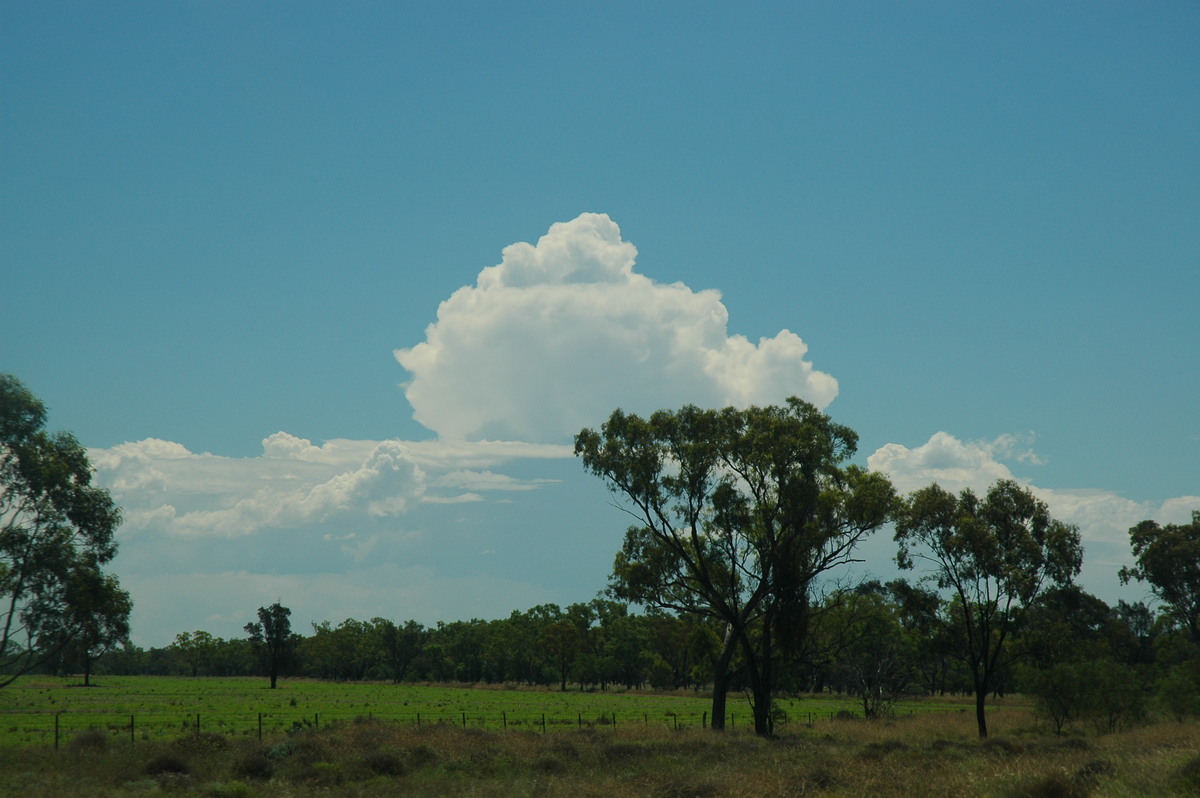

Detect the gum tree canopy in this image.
[0,374,129,686]
[576,397,896,736]
[1120,511,1200,644]
[895,479,1083,738]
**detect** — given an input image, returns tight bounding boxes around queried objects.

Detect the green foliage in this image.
[1120,513,1200,643]
[1154,659,1200,722]
[245,603,295,689]
[0,374,129,686]
[576,397,896,735]
[895,479,1083,737]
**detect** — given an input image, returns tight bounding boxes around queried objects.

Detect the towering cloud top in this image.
[395,213,838,441]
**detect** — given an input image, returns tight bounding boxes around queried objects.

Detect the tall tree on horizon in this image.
[245,602,295,689]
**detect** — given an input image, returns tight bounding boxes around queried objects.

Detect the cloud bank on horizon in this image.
[85,214,1197,644]
[394,213,839,442]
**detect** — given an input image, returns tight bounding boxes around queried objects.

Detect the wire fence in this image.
[1,704,953,748]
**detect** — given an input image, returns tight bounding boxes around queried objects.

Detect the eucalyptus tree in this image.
[895,479,1083,737]
[0,374,129,686]
[372,618,428,683]
[576,397,895,735]
[1120,512,1200,644]
[245,602,295,689]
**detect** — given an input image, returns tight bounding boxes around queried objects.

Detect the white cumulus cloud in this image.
[868,431,1200,548]
[395,213,838,442]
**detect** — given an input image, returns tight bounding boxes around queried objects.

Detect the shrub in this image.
[531,755,568,774]
[1155,662,1200,722]
[174,732,228,754]
[1007,770,1091,798]
[231,752,274,780]
[67,728,109,752]
[144,753,191,776]
[360,750,406,777]
[404,744,439,769]
[1174,755,1200,793]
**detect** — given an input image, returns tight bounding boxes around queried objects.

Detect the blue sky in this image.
[3,2,1197,646]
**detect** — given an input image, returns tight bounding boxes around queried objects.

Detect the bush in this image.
[360,750,406,776]
[1155,662,1200,722]
[67,728,109,752]
[1007,771,1091,798]
[231,752,274,780]
[1174,755,1200,793]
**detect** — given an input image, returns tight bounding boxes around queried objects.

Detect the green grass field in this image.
[0,679,1196,797]
[0,676,967,746]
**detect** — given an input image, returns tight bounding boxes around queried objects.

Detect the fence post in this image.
[612,712,616,728]
[703,711,707,729]
[578,712,582,730]
[417,712,421,728]
[315,713,319,729]
[54,713,60,750]
[196,714,200,736]
[541,713,546,733]
[503,711,507,730]
[130,714,135,744]
[461,712,466,729]
[258,713,263,741]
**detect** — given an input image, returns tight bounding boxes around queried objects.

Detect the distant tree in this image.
[245,603,294,689]
[540,619,582,692]
[1018,586,1112,670]
[372,618,428,683]
[56,566,131,685]
[0,374,129,686]
[172,630,216,677]
[1120,512,1200,643]
[895,479,1083,737]
[823,585,917,718]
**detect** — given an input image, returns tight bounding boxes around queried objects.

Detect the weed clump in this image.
[1174,755,1200,793]
[144,753,190,776]
[404,743,439,769]
[982,737,1024,757]
[174,731,228,754]
[859,739,909,759]
[1006,770,1091,798]
[359,749,406,776]
[1073,758,1114,787]
[601,742,646,762]
[231,751,274,780]
[531,754,569,774]
[67,728,108,752]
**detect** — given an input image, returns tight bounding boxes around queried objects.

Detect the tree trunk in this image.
[975,685,988,738]
[752,622,773,736]
[709,625,737,731]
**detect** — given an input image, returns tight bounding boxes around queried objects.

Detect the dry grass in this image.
[0,708,1195,797]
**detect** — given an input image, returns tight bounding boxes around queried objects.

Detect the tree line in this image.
[2,374,1198,739]
[37,580,1200,735]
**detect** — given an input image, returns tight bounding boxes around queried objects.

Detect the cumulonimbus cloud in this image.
[395,213,838,442]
